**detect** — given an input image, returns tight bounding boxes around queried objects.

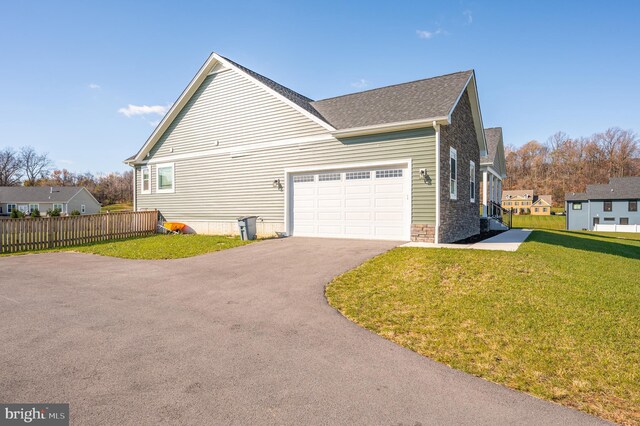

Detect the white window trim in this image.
[29,203,39,212]
[449,147,457,200]
[141,165,151,194]
[53,203,64,211]
[156,162,175,194]
[470,160,476,203]
[7,204,17,212]
[81,204,86,213]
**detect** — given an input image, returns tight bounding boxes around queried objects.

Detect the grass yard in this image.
[2,234,253,259]
[326,231,640,424]
[101,202,133,212]
[512,214,566,230]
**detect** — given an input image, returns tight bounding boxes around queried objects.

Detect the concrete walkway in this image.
[403,228,532,252]
[0,237,603,425]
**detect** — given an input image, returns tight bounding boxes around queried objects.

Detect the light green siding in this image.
[135,67,437,227]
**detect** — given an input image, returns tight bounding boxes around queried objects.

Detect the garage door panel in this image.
[292,165,409,240]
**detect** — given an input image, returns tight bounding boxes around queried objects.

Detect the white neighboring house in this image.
[0,186,101,216]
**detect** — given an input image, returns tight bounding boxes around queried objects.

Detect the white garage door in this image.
[290,166,410,240]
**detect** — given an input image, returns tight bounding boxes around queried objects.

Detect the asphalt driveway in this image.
[0,238,607,425]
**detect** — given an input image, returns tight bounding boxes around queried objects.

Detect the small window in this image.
[449,147,457,200]
[572,202,582,210]
[603,201,612,212]
[469,161,476,203]
[515,201,519,206]
[7,204,16,212]
[543,208,547,212]
[629,201,638,212]
[620,217,629,225]
[603,217,615,222]
[318,173,340,182]
[156,163,175,193]
[81,204,86,214]
[346,171,370,180]
[53,203,63,212]
[375,169,403,178]
[535,208,539,212]
[29,204,39,213]
[293,175,314,183]
[141,166,151,194]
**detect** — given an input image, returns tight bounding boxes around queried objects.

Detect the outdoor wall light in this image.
[419,168,432,185]
[272,179,283,191]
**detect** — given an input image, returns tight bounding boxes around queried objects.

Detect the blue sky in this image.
[1,0,639,173]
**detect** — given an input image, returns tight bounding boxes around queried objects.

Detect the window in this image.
[515,201,519,206]
[572,202,582,210]
[318,173,341,181]
[469,161,476,203]
[141,166,151,194]
[375,169,403,178]
[535,208,539,213]
[7,204,16,212]
[81,204,86,213]
[603,201,612,212]
[593,217,599,226]
[543,208,548,212]
[29,204,39,213]
[293,175,314,183]
[156,163,175,193]
[603,217,615,222]
[53,203,63,212]
[629,201,638,212]
[620,217,629,225]
[346,171,370,180]
[449,147,457,200]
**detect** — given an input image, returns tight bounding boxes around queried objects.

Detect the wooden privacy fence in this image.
[0,210,158,254]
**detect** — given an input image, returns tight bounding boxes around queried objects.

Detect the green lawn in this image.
[512,214,566,230]
[326,231,640,424]
[101,202,133,212]
[3,234,253,259]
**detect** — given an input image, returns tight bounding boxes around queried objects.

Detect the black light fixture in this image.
[272,179,283,191]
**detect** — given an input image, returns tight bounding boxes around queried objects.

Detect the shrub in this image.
[69,209,81,216]
[30,208,41,218]
[10,210,25,218]
[47,208,61,217]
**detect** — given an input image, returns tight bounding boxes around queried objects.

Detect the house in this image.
[0,186,101,216]
[531,195,552,215]
[501,190,552,215]
[565,177,640,231]
[480,127,507,217]
[125,52,500,243]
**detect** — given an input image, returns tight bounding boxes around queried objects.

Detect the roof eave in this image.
[448,71,488,156]
[330,116,450,139]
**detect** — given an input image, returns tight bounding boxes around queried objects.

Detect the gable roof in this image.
[566,177,640,201]
[126,53,488,164]
[481,127,501,164]
[533,195,552,206]
[502,190,534,199]
[310,71,473,130]
[0,186,88,203]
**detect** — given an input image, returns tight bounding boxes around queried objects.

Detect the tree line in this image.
[0,146,132,206]
[504,127,639,205]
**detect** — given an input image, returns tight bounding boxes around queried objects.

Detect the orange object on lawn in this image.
[163,222,187,233]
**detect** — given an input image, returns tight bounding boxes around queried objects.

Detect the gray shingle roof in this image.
[0,186,84,203]
[481,127,502,164]
[566,177,640,201]
[502,190,534,199]
[310,71,473,130]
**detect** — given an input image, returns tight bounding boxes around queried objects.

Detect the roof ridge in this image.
[312,70,473,103]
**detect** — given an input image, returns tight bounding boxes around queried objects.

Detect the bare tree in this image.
[0,147,23,186]
[20,146,52,186]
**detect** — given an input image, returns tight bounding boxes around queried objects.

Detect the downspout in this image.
[434,121,441,244]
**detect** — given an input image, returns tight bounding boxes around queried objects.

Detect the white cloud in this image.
[463,10,473,25]
[416,29,445,39]
[58,159,74,165]
[118,104,171,118]
[88,83,101,89]
[351,79,369,89]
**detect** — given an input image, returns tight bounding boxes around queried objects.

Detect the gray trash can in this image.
[237,216,258,240]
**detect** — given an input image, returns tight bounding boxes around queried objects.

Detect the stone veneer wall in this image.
[438,90,481,243]
[411,224,435,242]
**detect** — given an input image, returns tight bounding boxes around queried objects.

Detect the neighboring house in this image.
[125,52,498,243]
[501,190,552,215]
[531,195,553,215]
[480,127,507,217]
[565,177,640,231]
[0,187,101,216]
